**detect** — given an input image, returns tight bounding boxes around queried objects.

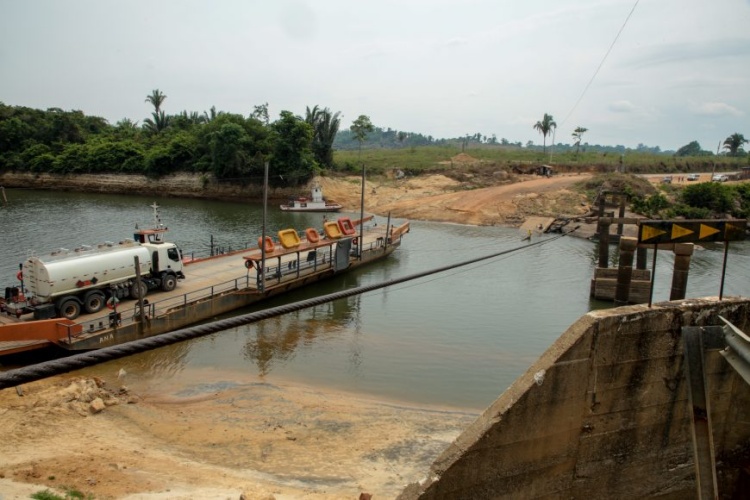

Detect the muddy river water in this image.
[2,188,748,409]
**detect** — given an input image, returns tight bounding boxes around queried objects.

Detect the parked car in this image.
[712,174,729,182]
[661,176,672,184]
[687,174,700,181]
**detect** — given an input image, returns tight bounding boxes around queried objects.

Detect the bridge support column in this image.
[597,217,612,268]
[670,243,694,300]
[616,197,626,236]
[636,246,647,270]
[615,237,637,306]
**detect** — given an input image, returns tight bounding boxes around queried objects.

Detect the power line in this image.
[559,0,641,128]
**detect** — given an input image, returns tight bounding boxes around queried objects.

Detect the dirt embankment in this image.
[317,173,592,226]
[0,161,593,228]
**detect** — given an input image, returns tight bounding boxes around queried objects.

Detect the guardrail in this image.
[68,274,253,341]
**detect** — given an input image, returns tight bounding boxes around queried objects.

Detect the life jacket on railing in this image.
[337,217,356,236]
[305,227,320,243]
[257,236,275,253]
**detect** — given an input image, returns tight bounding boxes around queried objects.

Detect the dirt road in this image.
[318,172,592,226]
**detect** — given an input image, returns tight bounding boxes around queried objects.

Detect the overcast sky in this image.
[2,0,748,151]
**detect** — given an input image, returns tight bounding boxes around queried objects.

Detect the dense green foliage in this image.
[675,140,712,157]
[628,181,750,220]
[0,99,318,185]
[723,133,748,157]
[1,98,748,193]
[578,173,750,220]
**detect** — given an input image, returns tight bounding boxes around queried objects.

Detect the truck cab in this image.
[135,226,185,279]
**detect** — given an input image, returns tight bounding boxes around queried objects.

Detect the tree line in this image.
[2,95,747,186]
[532,112,748,159]
[0,90,369,187]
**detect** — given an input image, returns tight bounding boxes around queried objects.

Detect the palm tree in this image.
[722,133,748,156]
[142,110,170,133]
[203,105,218,123]
[145,89,167,114]
[533,113,557,154]
[304,106,341,169]
[572,126,588,157]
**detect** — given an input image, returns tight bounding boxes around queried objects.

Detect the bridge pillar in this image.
[616,197,626,236]
[615,237,637,306]
[597,217,612,268]
[636,246,648,270]
[670,243,694,300]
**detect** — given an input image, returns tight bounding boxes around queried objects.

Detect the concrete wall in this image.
[399,297,750,499]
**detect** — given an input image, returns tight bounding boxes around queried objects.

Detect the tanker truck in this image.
[2,227,184,321]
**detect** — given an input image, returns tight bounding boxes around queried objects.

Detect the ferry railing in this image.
[68,273,254,340]
[256,245,336,287]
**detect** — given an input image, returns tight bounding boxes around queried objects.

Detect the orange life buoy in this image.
[106,297,119,310]
[257,236,275,253]
[337,217,356,236]
[16,271,23,281]
[305,227,320,244]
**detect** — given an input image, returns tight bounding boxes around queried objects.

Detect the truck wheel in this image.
[129,280,148,300]
[161,274,177,292]
[58,298,81,320]
[83,290,106,314]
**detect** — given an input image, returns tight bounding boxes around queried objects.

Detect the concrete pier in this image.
[399,297,750,499]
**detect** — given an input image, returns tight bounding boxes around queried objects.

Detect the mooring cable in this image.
[0,227,578,389]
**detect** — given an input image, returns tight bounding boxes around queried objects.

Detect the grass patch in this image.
[31,488,93,500]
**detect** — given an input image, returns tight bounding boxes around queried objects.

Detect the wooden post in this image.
[670,243,694,301]
[598,217,612,268]
[614,237,637,306]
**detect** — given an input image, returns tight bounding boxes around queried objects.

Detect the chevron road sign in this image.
[638,220,747,245]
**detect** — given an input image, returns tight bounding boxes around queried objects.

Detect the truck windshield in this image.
[167,247,180,262]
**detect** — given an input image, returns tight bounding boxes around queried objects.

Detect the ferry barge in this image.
[0,214,409,357]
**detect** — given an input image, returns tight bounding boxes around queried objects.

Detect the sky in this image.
[1,0,749,152]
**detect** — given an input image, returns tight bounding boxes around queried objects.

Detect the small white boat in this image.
[280,184,342,212]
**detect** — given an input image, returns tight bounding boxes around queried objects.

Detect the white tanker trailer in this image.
[3,226,185,321]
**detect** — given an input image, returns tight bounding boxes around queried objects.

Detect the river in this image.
[1,188,748,409]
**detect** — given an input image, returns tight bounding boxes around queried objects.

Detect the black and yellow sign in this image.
[638,219,747,244]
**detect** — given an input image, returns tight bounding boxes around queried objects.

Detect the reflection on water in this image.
[2,189,749,408]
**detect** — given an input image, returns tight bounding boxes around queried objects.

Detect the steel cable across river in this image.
[1,188,749,409]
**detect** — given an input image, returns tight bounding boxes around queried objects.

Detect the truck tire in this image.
[83,290,106,314]
[129,280,148,300]
[58,298,82,320]
[161,273,177,292]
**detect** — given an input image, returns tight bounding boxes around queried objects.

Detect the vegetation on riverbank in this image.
[580,172,750,220]
[2,101,748,188]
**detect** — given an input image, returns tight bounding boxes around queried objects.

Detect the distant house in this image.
[741,167,750,180]
[536,165,554,177]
